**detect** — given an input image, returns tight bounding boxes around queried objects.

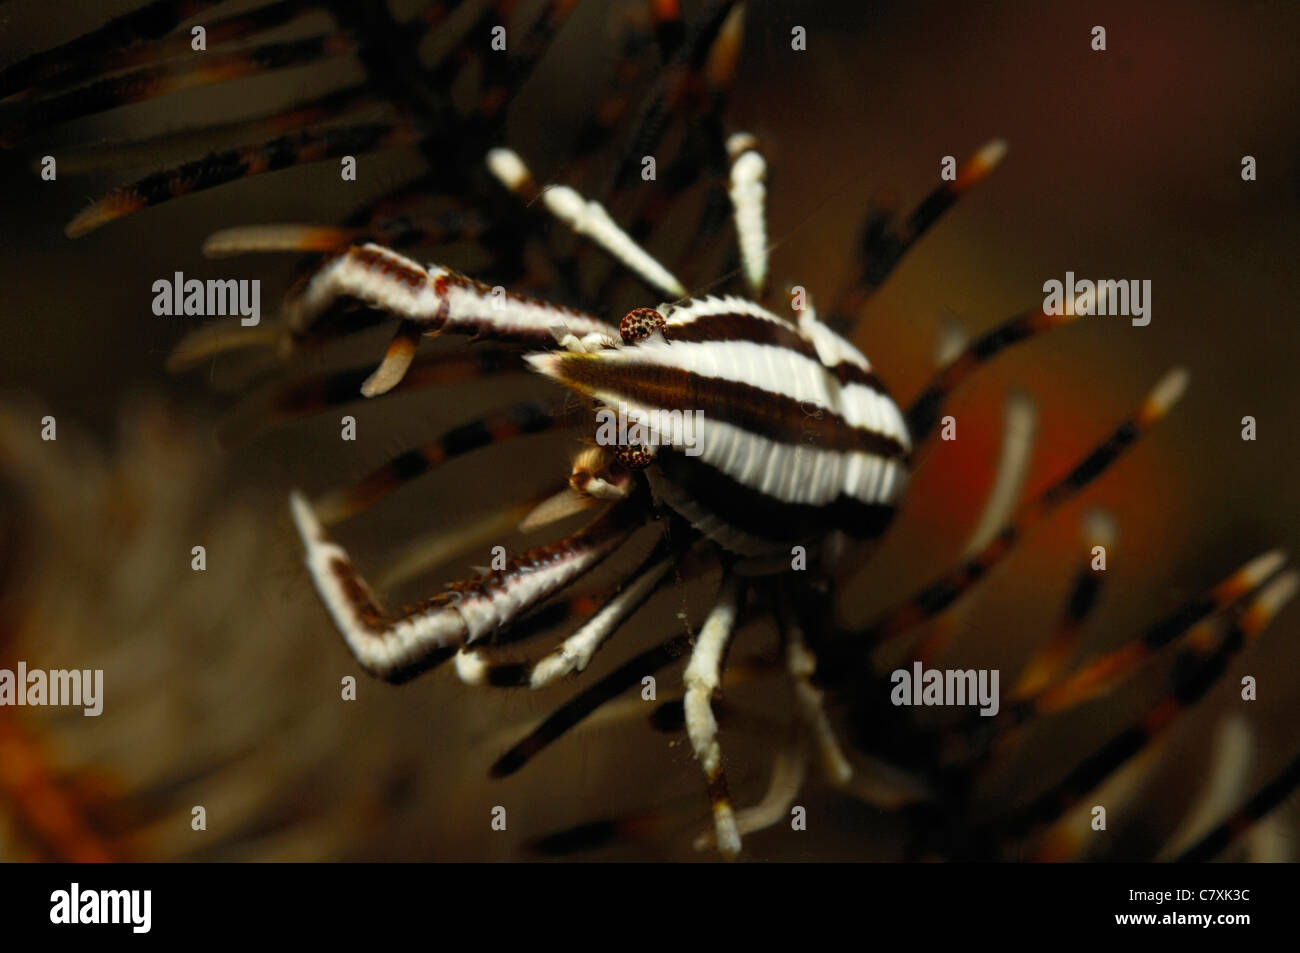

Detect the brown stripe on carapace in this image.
[666,310,816,358]
[663,310,892,394]
[552,355,908,459]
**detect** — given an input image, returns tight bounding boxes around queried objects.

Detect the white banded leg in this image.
[683,574,743,857]
[775,585,932,811]
[283,242,618,395]
[726,132,768,298]
[486,147,687,299]
[455,543,675,688]
[694,731,808,852]
[775,586,852,786]
[289,491,640,683]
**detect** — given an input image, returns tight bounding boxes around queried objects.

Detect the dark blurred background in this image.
[0,0,1297,860]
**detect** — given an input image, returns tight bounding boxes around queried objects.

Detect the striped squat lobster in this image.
[14,0,1295,866]
[276,133,1291,858]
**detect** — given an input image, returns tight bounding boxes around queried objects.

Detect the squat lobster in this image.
[287,134,914,855]
[271,133,1287,860]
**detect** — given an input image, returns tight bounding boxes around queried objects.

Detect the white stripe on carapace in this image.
[662,294,798,331]
[797,304,877,374]
[536,335,909,448]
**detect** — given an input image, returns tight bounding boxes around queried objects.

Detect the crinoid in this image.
[7,0,1297,862]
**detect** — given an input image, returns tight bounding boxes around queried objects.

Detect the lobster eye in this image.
[619,307,666,344]
[612,443,657,470]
